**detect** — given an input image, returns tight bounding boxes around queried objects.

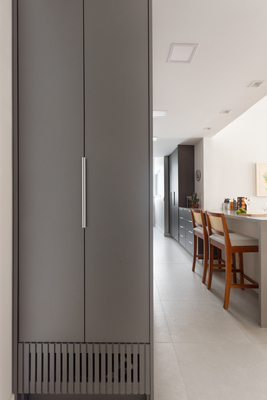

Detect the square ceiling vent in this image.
[167,43,199,63]
[248,80,265,88]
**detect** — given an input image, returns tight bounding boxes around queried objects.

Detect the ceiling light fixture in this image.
[167,43,199,63]
[203,127,212,131]
[153,111,168,118]
[220,109,231,114]
[248,80,265,88]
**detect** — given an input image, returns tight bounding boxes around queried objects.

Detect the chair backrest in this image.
[205,211,229,239]
[191,209,205,229]
[190,209,209,242]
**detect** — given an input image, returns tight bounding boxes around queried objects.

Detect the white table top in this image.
[206,209,267,222]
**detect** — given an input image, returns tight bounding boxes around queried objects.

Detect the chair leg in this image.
[238,253,244,290]
[202,235,209,284]
[223,251,232,309]
[232,253,237,284]
[217,248,222,264]
[192,234,197,272]
[207,243,214,290]
[217,248,223,269]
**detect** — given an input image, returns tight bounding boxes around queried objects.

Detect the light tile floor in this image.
[153,227,267,400]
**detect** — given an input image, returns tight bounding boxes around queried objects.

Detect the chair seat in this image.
[194,227,234,235]
[210,232,258,247]
[194,226,205,235]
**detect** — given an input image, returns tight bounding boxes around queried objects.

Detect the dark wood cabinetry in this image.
[169,148,179,240]
[168,145,194,241]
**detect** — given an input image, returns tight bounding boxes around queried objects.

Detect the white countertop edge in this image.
[205,209,267,222]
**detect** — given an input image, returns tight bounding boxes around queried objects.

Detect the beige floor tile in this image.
[239,325,267,343]
[225,298,260,327]
[154,343,189,400]
[191,259,206,280]
[154,301,172,343]
[154,262,191,280]
[162,301,250,344]
[156,280,216,302]
[154,281,161,301]
[173,343,267,400]
[207,270,261,326]
[153,227,267,398]
[154,252,186,264]
[254,344,267,359]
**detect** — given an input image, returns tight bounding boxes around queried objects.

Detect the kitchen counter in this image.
[211,209,267,221]
[206,209,267,327]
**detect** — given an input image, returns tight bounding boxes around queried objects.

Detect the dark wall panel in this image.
[169,145,194,241]
[178,145,194,207]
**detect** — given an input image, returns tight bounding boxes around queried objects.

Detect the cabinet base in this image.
[16,395,149,400]
[17,343,150,396]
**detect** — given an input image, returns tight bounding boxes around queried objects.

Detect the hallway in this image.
[153,227,267,400]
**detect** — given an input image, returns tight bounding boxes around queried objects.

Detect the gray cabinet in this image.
[169,145,194,241]
[14,0,152,397]
[84,0,150,343]
[179,208,203,256]
[178,210,186,247]
[18,0,85,343]
[185,214,194,254]
[179,208,193,252]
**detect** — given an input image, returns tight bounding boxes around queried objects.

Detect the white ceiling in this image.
[153,0,267,156]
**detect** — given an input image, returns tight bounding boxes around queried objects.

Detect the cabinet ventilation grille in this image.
[17,342,150,395]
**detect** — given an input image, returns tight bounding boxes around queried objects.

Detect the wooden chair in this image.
[191,209,209,284]
[205,211,259,309]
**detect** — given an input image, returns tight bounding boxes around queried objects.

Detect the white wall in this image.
[194,139,204,208]
[203,95,267,212]
[154,157,164,233]
[0,1,14,399]
[202,98,267,284]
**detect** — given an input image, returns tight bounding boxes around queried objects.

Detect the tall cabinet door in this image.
[169,152,174,236]
[84,0,150,343]
[169,148,178,241]
[172,148,179,241]
[18,0,84,342]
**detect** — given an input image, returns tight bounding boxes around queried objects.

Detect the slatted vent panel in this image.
[18,343,150,395]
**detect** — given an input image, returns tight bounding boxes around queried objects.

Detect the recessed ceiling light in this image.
[153,111,168,118]
[203,127,212,131]
[220,109,231,114]
[167,43,199,63]
[248,80,265,88]
[153,137,158,142]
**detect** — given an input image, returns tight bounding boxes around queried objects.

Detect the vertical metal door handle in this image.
[82,157,86,228]
[174,191,175,206]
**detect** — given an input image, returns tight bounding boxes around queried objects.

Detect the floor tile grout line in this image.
[155,279,191,397]
[154,278,163,303]
[171,342,190,400]
[158,297,173,344]
[154,262,192,265]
